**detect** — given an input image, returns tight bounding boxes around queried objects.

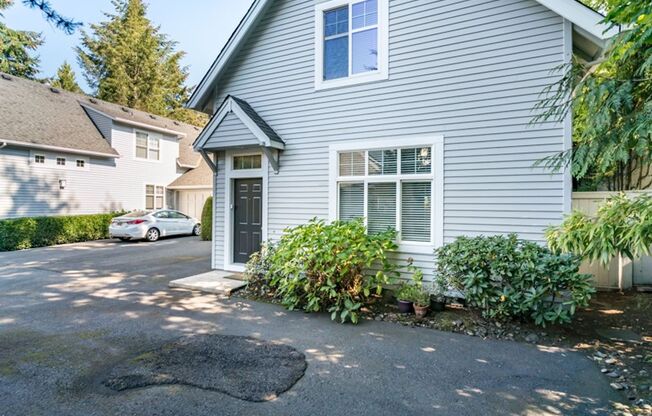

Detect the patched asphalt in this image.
[0,238,623,415]
[103,334,307,401]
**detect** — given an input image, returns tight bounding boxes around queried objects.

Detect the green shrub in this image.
[0,212,123,251]
[546,193,652,264]
[264,218,399,324]
[435,234,595,326]
[244,242,277,297]
[200,196,213,241]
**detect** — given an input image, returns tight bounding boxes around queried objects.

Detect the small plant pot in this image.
[414,304,429,319]
[432,300,446,312]
[397,300,413,314]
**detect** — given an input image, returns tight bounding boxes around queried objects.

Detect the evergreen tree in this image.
[50,61,82,93]
[0,0,42,78]
[76,0,205,126]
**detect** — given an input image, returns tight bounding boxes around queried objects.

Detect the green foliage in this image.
[546,193,652,264]
[0,212,124,251]
[396,259,427,303]
[533,0,652,190]
[244,242,277,297]
[50,61,82,93]
[76,0,199,125]
[263,218,399,324]
[435,234,595,327]
[0,0,42,78]
[200,196,212,241]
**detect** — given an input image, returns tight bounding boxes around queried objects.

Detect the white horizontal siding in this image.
[0,121,183,218]
[205,112,259,149]
[208,0,568,278]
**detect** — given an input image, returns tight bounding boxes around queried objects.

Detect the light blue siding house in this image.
[190,0,616,278]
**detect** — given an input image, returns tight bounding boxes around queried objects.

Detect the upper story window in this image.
[34,155,45,164]
[315,0,388,90]
[136,131,160,161]
[56,157,66,166]
[76,159,85,168]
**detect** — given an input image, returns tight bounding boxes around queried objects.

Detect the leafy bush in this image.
[546,193,652,264]
[435,234,594,326]
[200,196,212,241]
[264,218,399,324]
[243,242,277,298]
[0,212,124,251]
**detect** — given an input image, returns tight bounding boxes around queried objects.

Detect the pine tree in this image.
[0,0,42,78]
[50,61,82,93]
[76,0,205,126]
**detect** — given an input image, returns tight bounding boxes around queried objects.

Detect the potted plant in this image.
[413,289,431,318]
[395,284,417,313]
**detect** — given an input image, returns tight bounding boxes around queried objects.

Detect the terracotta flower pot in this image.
[414,304,429,318]
[397,300,413,313]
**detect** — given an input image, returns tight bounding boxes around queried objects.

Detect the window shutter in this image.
[401,182,431,242]
[367,182,396,234]
[339,183,364,221]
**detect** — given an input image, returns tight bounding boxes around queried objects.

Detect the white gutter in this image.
[177,158,200,169]
[0,139,120,158]
[0,142,6,150]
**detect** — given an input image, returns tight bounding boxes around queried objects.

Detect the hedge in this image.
[0,212,124,251]
[200,196,213,241]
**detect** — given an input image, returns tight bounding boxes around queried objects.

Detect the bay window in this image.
[334,144,438,244]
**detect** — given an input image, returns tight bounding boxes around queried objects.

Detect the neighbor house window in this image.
[34,155,45,164]
[336,146,434,243]
[316,0,388,89]
[76,160,85,168]
[136,132,160,160]
[56,157,66,166]
[145,185,165,210]
[233,154,262,170]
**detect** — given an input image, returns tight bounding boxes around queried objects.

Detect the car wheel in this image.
[192,224,201,236]
[145,228,160,242]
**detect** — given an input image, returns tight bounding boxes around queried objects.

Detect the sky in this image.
[3,0,255,93]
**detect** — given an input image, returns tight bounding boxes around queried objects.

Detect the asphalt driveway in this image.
[0,238,621,415]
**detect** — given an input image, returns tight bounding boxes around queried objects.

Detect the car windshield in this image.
[122,210,151,218]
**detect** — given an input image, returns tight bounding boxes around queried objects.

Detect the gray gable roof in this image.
[0,73,118,157]
[0,72,203,167]
[229,96,284,147]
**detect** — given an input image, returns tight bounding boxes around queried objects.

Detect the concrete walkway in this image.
[0,239,621,415]
[169,270,247,295]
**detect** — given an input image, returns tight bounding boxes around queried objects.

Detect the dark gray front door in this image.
[233,178,262,264]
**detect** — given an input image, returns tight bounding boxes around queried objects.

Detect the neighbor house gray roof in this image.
[168,158,213,189]
[0,72,203,167]
[0,73,119,157]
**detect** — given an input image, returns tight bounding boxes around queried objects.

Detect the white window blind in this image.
[367,182,396,234]
[339,182,364,221]
[401,182,431,242]
[335,145,435,244]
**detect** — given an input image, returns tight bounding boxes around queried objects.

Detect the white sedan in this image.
[109,209,201,242]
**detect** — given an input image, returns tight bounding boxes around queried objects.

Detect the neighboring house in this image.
[0,73,212,220]
[189,0,617,277]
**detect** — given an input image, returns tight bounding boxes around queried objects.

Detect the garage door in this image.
[175,189,212,220]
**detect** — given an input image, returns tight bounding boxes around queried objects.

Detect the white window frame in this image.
[33,154,45,164]
[134,130,161,162]
[329,136,444,254]
[145,184,166,210]
[56,157,66,166]
[315,0,389,90]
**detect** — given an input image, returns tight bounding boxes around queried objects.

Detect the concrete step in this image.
[169,270,247,295]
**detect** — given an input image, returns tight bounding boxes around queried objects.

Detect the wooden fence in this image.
[572,192,652,290]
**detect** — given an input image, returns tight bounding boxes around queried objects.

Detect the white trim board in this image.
[222,149,269,273]
[187,0,616,111]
